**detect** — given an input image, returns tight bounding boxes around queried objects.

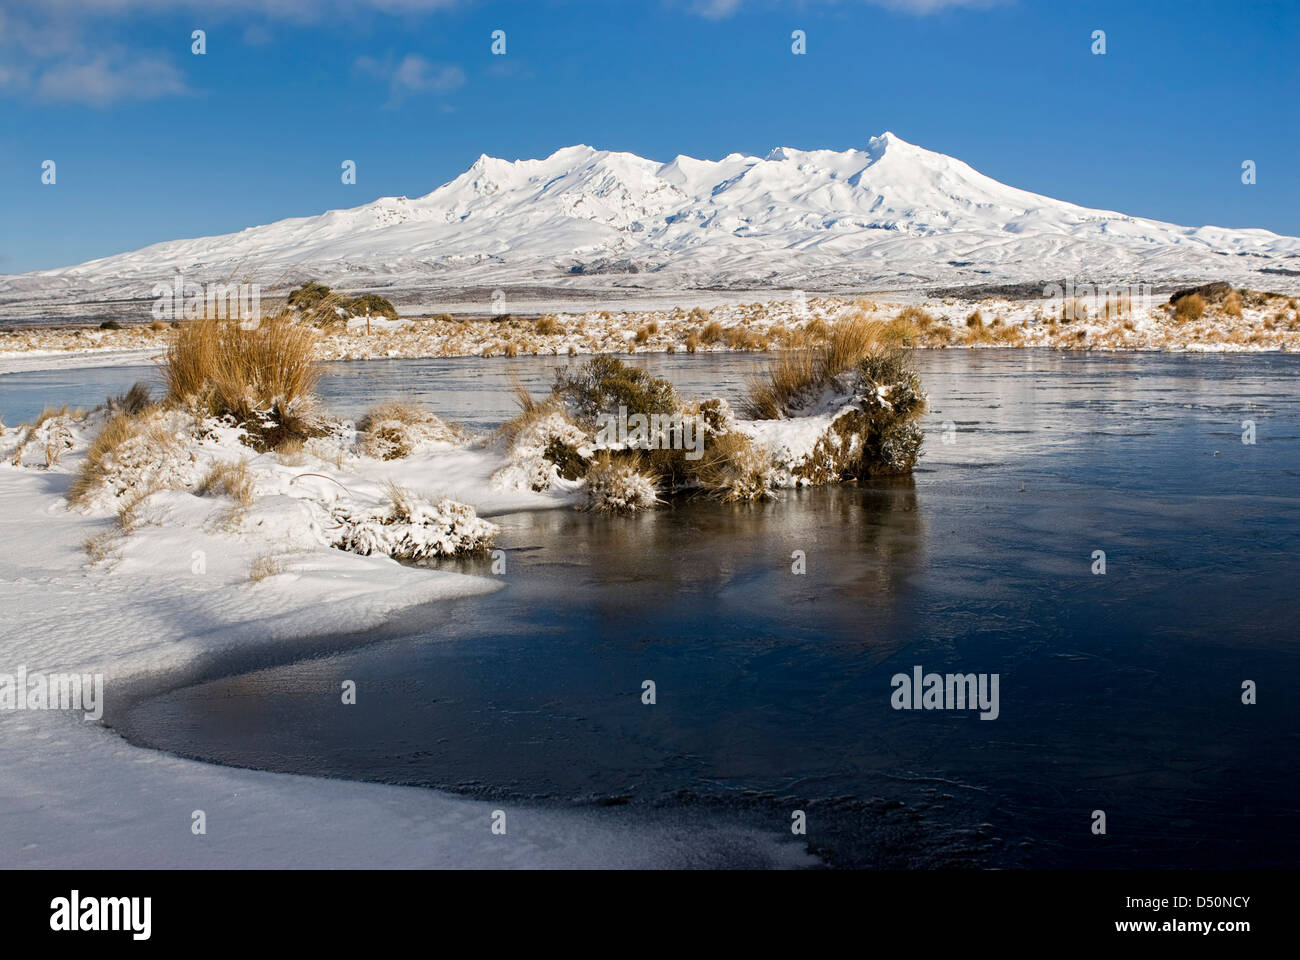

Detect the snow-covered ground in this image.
[4,290,1298,378]
[0,407,813,869]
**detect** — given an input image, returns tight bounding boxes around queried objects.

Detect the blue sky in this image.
[1,0,1296,273]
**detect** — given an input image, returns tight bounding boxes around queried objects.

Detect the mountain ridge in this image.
[5,132,1299,305]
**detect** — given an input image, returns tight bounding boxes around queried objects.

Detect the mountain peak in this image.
[866,130,918,158]
[11,135,1298,299]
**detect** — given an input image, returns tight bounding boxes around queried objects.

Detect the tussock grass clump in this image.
[690,431,775,502]
[724,326,766,351]
[67,414,135,502]
[249,552,288,583]
[196,460,255,507]
[581,452,659,514]
[1174,293,1206,322]
[68,412,189,507]
[9,406,80,468]
[534,315,562,335]
[744,316,887,420]
[82,530,118,565]
[356,401,463,460]
[495,373,558,446]
[1221,290,1243,318]
[164,314,323,451]
[897,306,935,328]
[107,381,154,417]
[746,352,815,422]
[700,320,725,344]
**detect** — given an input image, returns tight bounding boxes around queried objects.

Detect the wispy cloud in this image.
[355,54,466,105]
[0,1,466,107]
[692,0,745,19]
[36,54,189,105]
[689,0,1004,17]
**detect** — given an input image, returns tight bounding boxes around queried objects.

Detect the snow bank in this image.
[0,408,813,869]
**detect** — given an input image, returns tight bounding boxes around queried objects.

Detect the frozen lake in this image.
[7,350,1297,868]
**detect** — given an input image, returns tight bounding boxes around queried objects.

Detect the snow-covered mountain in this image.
[5,132,1299,307]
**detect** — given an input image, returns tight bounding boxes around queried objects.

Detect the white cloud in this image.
[393,55,466,94]
[692,0,745,19]
[36,54,189,105]
[0,1,465,106]
[690,0,1004,17]
[355,54,466,105]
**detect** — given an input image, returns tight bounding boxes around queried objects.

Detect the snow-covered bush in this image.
[697,396,737,440]
[741,316,927,483]
[68,409,201,508]
[580,454,659,514]
[163,313,325,452]
[357,402,463,460]
[781,353,926,483]
[494,411,593,492]
[8,408,79,468]
[330,485,497,560]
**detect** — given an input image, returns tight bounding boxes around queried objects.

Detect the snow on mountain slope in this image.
[5,132,1299,306]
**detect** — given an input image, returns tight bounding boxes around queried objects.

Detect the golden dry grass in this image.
[164,314,319,413]
[690,431,774,502]
[249,552,288,583]
[494,372,560,445]
[357,401,429,433]
[196,459,255,507]
[163,313,320,449]
[896,306,935,328]
[1174,294,1206,322]
[744,315,888,420]
[700,320,725,344]
[66,413,137,504]
[82,530,118,565]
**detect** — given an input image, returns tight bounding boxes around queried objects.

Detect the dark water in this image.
[9,350,1299,868]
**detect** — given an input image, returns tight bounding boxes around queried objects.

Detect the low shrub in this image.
[554,354,677,424]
